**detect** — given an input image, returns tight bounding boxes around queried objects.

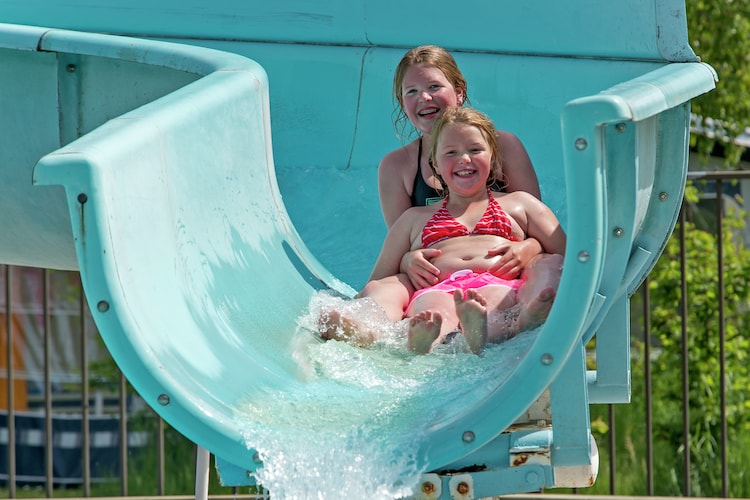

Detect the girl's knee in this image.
[358,274,413,299]
[357,279,384,299]
[541,253,564,269]
[528,253,563,272]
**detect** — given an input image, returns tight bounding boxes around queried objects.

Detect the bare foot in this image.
[517,286,556,332]
[407,311,442,354]
[454,289,488,354]
[318,309,374,347]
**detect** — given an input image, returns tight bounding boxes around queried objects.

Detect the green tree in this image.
[687,0,750,165]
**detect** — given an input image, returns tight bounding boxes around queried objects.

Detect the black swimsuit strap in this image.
[418,136,423,169]
[412,137,437,206]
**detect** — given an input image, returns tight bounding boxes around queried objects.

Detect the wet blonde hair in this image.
[428,107,504,194]
[391,45,469,141]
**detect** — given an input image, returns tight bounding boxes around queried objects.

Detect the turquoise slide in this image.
[0,1,716,497]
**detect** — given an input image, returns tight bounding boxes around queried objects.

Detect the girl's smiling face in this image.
[400,63,464,136]
[434,123,493,195]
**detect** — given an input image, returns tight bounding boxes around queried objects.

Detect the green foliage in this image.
[686,0,750,165]
[646,196,750,496]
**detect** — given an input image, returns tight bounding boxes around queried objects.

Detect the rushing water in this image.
[235,291,539,499]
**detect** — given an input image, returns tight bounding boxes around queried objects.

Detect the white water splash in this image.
[235,291,538,499]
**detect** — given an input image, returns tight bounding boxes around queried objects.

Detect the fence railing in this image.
[589,169,750,498]
[1,169,747,498]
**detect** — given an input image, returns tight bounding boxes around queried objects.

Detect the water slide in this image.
[0,1,716,497]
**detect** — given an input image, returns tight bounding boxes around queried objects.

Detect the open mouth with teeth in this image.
[418,107,440,117]
[454,168,477,177]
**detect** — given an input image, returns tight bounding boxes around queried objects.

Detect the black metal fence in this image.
[590,169,750,498]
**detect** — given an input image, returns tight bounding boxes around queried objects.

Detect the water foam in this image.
[235,291,538,499]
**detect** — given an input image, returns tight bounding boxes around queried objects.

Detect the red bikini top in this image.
[421,189,517,248]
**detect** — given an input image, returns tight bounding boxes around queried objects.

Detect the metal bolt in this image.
[421,481,435,494]
[541,353,554,365]
[77,193,88,204]
[96,300,110,312]
[66,64,76,73]
[526,470,540,484]
[615,123,627,133]
[659,192,668,201]
[457,481,470,495]
[577,250,590,263]
[574,138,588,150]
[613,227,624,238]
[157,394,170,406]
[462,431,475,443]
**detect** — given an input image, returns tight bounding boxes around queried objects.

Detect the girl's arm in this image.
[497,130,541,200]
[378,149,414,229]
[368,211,418,281]
[523,194,567,255]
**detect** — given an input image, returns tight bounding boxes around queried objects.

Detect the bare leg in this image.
[486,253,563,341]
[356,274,414,322]
[513,253,562,332]
[407,310,443,354]
[318,274,414,346]
[318,297,390,347]
[515,253,563,305]
[318,309,371,346]
[516,286,556,331]
[406,292,460,353]
[454,289,488,355]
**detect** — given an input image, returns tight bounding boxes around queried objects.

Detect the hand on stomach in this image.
[428,235,512,280]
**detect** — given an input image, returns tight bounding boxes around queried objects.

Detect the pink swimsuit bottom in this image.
[405,269,525,317]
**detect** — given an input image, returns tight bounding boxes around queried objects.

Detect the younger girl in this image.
[321,107,565,354]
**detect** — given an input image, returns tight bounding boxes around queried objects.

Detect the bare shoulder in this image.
[494,129,531,164]
[395,203,439,230]
[494,190,550,214]
[495,129,519,141]
[495,129,525,150]
[402,202,440,221]
[493,130,539,198]
[492,190,535,204]
[378,139,418,174]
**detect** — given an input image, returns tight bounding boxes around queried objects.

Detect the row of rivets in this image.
[75,192,176,416]
[572,135,670,262]
[459,349,556,443]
